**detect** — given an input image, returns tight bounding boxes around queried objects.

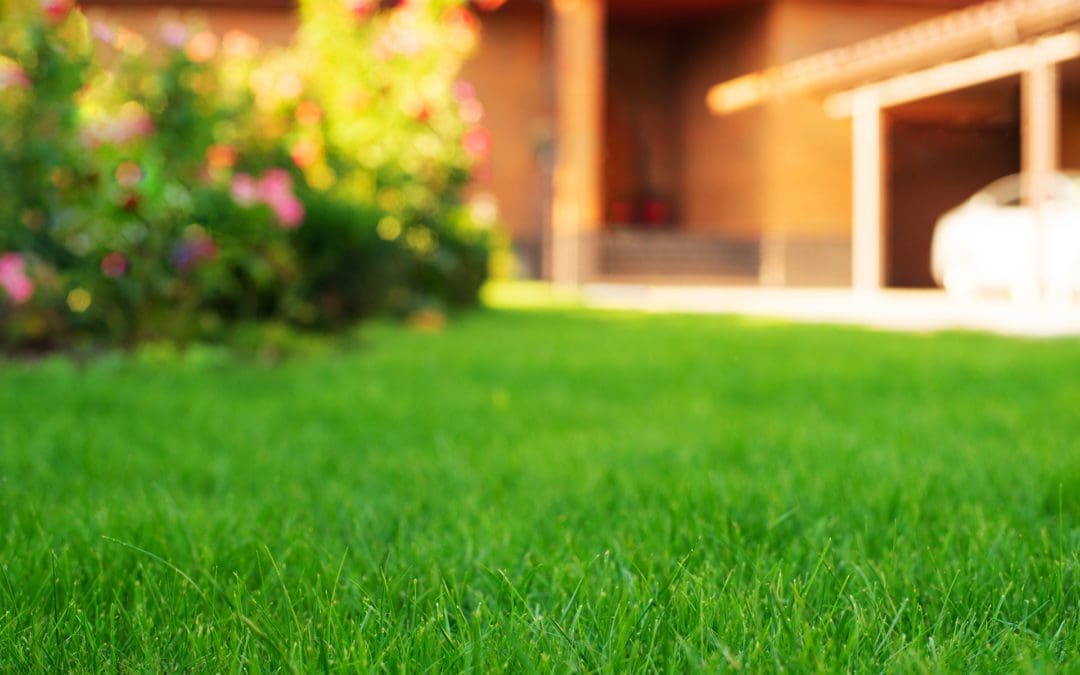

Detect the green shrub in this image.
[0,0,496,352]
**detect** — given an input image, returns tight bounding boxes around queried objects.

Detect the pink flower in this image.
[0,253,34,305]
[91,21,115,45]
[258,169,294,201]
[232,169,305,228]
[230,173,260,206]
[459,98,484,124]
[160,21,190,50]
[0,61,30,91]
[114,103,155,142]
[463,126,492,160]
[374,12,424,59]
[452,80,477,103]
[259,170,304,227]
[267,193,305,229]
[82,102,154,148]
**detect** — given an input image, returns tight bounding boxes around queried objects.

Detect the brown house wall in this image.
[1061,92,1080,170]
[459,2,549,259]
[678,7,770,237]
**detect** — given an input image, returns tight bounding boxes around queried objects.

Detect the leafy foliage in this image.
[0,0,496,350]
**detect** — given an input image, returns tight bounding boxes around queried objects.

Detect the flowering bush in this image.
[293,0,496,321]
[0,0,497,351]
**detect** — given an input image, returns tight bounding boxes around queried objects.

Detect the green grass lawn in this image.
[1,307,1077,672]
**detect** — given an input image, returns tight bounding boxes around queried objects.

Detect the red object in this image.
[347,0,377,21]
[642,198,672,226]
[609,200,633,224]
[101,252,128,278]
[40,0,73,23]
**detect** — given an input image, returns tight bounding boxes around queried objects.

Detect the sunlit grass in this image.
[1,308,1077,671]
[481,279,584,309]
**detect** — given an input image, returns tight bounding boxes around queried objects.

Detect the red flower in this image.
[347,0,377,20]
[230,173,260,206]
[39,0,73,23]
[101,252,128,278]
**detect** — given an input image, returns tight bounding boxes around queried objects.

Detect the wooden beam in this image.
[826,32,1080,118]
[708,0,1080,116]
[1022,59,1059,297]
[549,0,604,287]
[1022,61,1058,205]
[851,91,884,292]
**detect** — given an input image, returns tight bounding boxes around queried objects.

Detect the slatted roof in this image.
[708,0,1080,113]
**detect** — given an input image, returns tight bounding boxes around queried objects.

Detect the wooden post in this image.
[549,0,604,287]
[851,90,884,292]
[1022,58,1058,297]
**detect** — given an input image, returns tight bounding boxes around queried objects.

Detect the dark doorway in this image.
[886,79,1021,288]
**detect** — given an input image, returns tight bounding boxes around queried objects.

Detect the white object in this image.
[930,172,1080,302]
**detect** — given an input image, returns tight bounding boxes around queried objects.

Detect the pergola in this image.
[706,0,1080,292]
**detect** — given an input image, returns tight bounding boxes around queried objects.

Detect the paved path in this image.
[583,284,1080,337]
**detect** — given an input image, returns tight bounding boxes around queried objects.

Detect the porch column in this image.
[851,91,884,292]
[550,0,604,286]
[1021,57,1059,296]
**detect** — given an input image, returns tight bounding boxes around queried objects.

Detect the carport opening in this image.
[1059,58,1080,179]
[885,76,1021,289]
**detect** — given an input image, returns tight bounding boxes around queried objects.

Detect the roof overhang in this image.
[707,0,1080,117]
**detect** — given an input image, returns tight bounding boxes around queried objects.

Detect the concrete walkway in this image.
[583,284,1080,337]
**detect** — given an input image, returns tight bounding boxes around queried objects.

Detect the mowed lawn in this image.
[1,308,1078,672]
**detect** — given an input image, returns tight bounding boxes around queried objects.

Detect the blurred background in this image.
[4,0,1080,353]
